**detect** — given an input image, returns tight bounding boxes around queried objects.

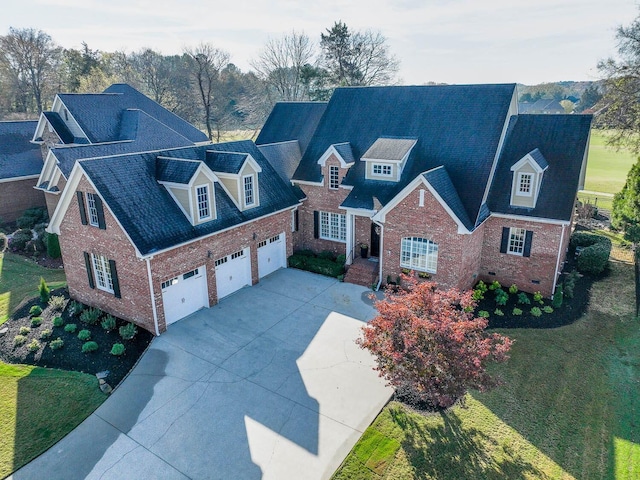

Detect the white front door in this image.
[258,233,286,279]
[215,248,252,300]
[161,266,208,325]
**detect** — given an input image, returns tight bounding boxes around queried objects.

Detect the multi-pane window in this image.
[196,185,210,220]
[92,254,113,293]
[508,228,526,255]
[329,165,340,189]
[517,173,532,196]
[372,164,392,176]
[320,211,346,242]
[86,192,99,226]
[400,237,438,273]
[244,175,255,206]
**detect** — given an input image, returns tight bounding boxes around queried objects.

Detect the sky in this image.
[1,0,639,85]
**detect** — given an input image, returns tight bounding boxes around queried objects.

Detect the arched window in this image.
[400,237,438,273]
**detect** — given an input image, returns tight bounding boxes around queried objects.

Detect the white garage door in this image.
[215,248,252,300]
[162,266,208,325]
[258,233,286,279]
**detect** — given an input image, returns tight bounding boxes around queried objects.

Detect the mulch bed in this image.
[0,288,152,388]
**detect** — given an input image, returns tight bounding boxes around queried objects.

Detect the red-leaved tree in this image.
[358,278,513,409]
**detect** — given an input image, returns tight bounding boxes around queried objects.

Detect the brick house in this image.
[0,121,46,222]
[256,84,592,298]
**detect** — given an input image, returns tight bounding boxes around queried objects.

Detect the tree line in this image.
[0,22,399,141]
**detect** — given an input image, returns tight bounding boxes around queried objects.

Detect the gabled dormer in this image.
[156,157,218,225]
[509,148,548,209]
[206,151,262,211]
[32,96,89,146]
[362,137,417,182]
[317,143,355,189]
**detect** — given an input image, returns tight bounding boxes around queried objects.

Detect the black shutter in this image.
[523,231,534,257]
[109,259,121,298]
[313,211,319,239]
[77,191,88,225]
[500,227,509,253]
[83,252,95,289]
[95,195,106,230]
[294,210,299,232]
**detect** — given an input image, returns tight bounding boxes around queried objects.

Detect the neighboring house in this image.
[0,121,46,222]
[519,98,565,114]
[32,84,209,216]
[257,84,592,299]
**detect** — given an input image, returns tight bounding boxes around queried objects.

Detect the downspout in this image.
[145,257,160,336]
[552,224,566,299]
[373,219,384,291]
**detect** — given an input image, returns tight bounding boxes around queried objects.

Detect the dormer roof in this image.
[510,148,549,173]
[156,157,201,184]
[361,137,417,162]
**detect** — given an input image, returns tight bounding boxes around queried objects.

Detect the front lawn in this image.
[333,246,639,479]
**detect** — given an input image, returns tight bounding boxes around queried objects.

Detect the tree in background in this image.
[612,159,640,244]
[358,278,512,409]
[577,84,602,112]
[61,42,101,92]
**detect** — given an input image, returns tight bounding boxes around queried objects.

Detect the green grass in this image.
[0,252,66,325]
[582,130,637,195]
[333,246,639,479]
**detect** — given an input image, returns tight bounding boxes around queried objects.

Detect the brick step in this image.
[344,259,378,287]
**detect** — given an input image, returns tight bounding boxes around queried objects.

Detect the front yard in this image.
[333,245,639,479]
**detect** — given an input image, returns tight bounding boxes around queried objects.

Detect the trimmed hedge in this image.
[288,251,345,278]
[571,232,612,275]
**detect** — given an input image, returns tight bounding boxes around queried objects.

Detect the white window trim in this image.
[507,227,526,256]
[92,254,114,293]
[320,211,347,243]
[329,165,340,190]
[400,237,438,273]
[86,192,99,227]
[195,184,211,221]
[516,172,533,197]
[243,174,255,208]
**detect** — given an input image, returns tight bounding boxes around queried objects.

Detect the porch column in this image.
[345,212,355,265]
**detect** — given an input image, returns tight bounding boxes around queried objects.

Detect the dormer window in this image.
[509,148,549,209]
[362,137,417,182]
[372,164,392,177]
[243,175,255,207]
[329,165,340,189]
[196,185,211,221]
[516,173,532,196]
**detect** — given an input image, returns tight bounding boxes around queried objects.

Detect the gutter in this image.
[145,257,160,336]
[373,219,384,291]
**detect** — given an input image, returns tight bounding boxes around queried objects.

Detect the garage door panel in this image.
[258,233,286,279]
[215,248,252,300]
[162,266,208,325]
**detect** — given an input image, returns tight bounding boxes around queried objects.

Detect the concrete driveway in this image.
[12,269,392,480]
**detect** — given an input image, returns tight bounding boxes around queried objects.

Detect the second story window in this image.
[86,193,99,227]
[243,175,255,207]
[329,165,340,189]
[196,185,211,221]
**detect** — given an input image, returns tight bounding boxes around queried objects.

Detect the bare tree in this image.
[251,31,315,101]
[184,43,230,141]
[0,27,62,112]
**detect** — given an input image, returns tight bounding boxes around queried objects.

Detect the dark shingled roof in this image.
[293,85,516,222]
[257,140,302,184]
[333,143,356,164]
[205,151,249,174]
[256,102,328,153]
[0,121,43,180]
[156,157,200,184]
[57,84,208,144]
[80,140,300,255]
[423,167,474,230]
[43,112,74,144]
[487,114,593,222]
[528,148,549,170]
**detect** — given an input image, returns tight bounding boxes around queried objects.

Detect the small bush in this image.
[119,322,137,340]
[67,300,84,317]
[494,308,504,316]
[110,343,125,356]
[30,317,42,328]
[39,277,50,304]
[19,326,30,335]
[50,338,64,350]
[478,310,490,318]
[543,306,554,314]
[472,289,484,301]
[81,341,99,353]
[101,315,116,331]
[488,280,501,291]
[48,295,66,311]
[80,307,101,325]
[40,329,52,339]
[52,316,64,327]
[29,305,43,316]
[295,249,315,257]
[317,250,335,261]
[495,288,509,306]
[533,291,543,304]
[77,329,91,341]
[9,229,33,251]
[531,307,542,317]
[336,254,346,265]
[64,323,77,333]
[16,207,48,230]
[552,284,564,308]
[508,284,518,295]
[27,339,41,352]
[564,270,579,299]
[571,232,612,275]
[14,335,27,346]
[474,280,488,293]
[517,292,531,305]
[512,307,523,316]
[46,232,61,259]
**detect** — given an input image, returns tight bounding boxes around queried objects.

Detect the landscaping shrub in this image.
[48,295,66,311]
[52,316,64,327]
[564,270,579,299]
[488,280,501,291]
[40,329,52,339]
[19,326,30,335]
[512,307,523,316]
[101,315,116,331]
[39,277,50,304]
[336,254,346,264]
[508,284,518,295]
[64,323,77,333]
[533,291,543,304]
[552,284,564,308]
[472,289,484,301]
[77,329,91,341]
[9,229,33,252]
[494,288,509,306]
[16,207,48,230]
[478,310,490,318]
[287,252,345,278]
[29,305,42,317]
[110,343,125,356]
[531,306,542,317]
[81,341,99,353]
[46,232,61,259]
[543,306,554,314]
[494,308,504,316]
[14,335,27,346]
[50,338,64,350]
[27,339,41,352]
[0,232,6,252]
[67,300,84,317]
[475,281,488,294]
[517,292,531,305]
[30,317,42,328]
[119,322,137,340]
[80,307,101,325]
[571,232,612,275]
[295,249,315,257]
[317,250,335,261]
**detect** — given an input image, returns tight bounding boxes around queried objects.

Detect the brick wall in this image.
[0,177,46,222]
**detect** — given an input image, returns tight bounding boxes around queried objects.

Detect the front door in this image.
[370,223,380,257]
